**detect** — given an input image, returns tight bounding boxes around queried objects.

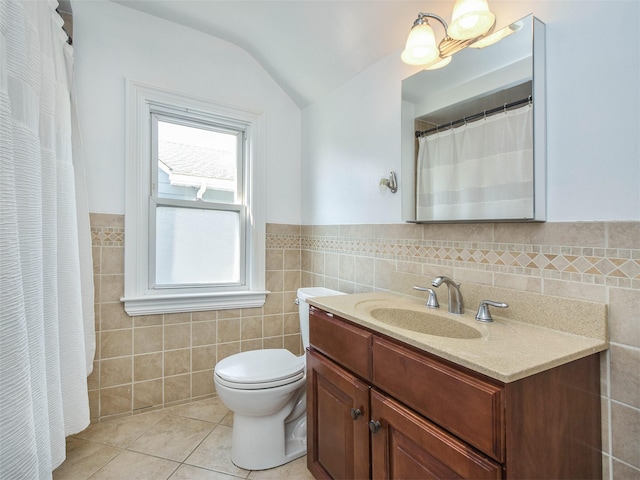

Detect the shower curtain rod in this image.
[415,96,532,138]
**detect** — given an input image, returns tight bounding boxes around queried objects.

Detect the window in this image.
[123,81,266,315]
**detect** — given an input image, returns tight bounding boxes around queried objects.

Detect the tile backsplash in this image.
[292,221,639,479]
[90,215,639,479]
[89,216,302,422]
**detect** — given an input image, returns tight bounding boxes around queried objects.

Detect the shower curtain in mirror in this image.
[416,104,533,221]
[1,0,94,477]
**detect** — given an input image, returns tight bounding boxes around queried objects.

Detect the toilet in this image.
[213,286,344,470]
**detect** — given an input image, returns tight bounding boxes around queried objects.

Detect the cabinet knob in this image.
[350,408,362,420]
[369,420,382,433]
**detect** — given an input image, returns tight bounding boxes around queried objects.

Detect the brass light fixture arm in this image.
[413,12,450,38]
[406,10,496,64]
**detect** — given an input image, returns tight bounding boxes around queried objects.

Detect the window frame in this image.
[123,81,266,315]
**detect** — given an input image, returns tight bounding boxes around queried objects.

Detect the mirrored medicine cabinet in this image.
[401,14,546,223]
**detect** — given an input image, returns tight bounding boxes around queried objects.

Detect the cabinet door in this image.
[373,336,504,461]
[370,390,502,480]
[307,349,371,480]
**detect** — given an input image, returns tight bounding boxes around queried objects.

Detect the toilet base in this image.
[230,410,307,470]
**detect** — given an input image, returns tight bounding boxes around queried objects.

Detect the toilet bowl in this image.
[213,287,344,470]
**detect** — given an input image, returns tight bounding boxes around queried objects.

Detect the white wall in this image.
[302,56,415,225]
[72,0,302,225]
[302,1,640,224]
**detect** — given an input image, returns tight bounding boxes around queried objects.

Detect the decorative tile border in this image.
[99,225,639,287]
[264,232,640,290]
[266,233,301,249]
[91,226,124,246]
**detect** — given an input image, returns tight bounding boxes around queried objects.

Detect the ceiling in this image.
[99,0,451,107]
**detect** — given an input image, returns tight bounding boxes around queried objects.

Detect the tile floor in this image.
[53,397,315,480]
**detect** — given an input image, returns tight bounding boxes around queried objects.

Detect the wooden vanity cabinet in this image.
[307,306,602,480]
[307,349,370,480]
[306,307,372,479]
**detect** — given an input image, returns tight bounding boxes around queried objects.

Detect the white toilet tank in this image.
[296,287,345,349]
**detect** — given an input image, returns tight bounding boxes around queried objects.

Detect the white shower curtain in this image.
[0,0,94,477]
[416,104,534,221]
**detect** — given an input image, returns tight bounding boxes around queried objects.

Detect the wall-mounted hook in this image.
[380,171,398,193]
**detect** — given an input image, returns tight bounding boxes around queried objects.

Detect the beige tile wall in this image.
[296,221,640,479]
[90,215,638,478]
[89,215,301,422]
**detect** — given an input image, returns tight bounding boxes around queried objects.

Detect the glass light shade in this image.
[448,0,495,40]
[424,56,452,70]
[401,23,440,66]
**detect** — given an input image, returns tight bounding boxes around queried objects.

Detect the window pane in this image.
[155,206,240,286]
[157,120,238,203]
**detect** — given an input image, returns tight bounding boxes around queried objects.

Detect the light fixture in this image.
[400,14,443,66]
[469,20,522,49]
[424,56,452,70]
[449,0,495,40]
[401,0,496,68]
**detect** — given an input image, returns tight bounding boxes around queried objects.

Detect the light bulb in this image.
[448,0,495,40]
[401,22,440,66]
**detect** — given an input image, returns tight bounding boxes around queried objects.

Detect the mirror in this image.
[401,15,546,223]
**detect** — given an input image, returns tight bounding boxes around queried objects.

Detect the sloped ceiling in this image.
[105,0,449,107]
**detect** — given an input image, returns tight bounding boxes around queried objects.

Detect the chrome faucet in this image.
[413,285,439,309]
[475,300,508,322]
[431,276,464,314]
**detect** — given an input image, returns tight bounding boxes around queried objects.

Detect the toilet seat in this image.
[214,349,305,390]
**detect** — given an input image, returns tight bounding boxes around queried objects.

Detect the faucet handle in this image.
[413,285,439,309]
[475,300,508,322]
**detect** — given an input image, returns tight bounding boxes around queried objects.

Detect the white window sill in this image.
[121,290,269,316]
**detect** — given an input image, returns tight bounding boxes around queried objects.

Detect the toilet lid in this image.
[214,349,305,386]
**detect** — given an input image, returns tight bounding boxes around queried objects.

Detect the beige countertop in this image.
[307,291,608,383]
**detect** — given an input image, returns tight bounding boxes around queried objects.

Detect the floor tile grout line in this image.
[71,409,170,450]
[127,419,219,464]
[88,445,244,480]
[76,399,231,450]
[62,398,291,480]
[180,423,250,479]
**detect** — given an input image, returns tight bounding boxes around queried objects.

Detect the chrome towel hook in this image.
[380,171,398,193]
